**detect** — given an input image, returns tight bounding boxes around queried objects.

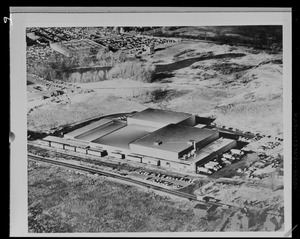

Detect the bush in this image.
[107,61,156,82]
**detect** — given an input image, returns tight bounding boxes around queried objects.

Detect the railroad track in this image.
[28,153,197,201]
[28,153,242,210]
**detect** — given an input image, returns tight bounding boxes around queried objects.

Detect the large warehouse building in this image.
[44,108,237,173]
[129,124,219,161]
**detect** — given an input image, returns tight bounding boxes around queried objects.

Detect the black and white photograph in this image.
[9,8,293,237]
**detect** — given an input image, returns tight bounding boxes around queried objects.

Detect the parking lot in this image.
[130,170,194,190]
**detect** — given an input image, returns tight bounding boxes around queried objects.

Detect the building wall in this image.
[128,115,195,128]
[76,147,87,154]
[89,142,131,155]
[160,159,193,172]
[177,115,196,127]
[195,131,219,150]
[51,142,64,149]
[109,152,125,159]
[130,144,179,161]
[87,149,106,157]
[195,153,216,169]
[143,157,160,166]
[126,154,142,163]
[65,145,75,151]
[127,118,165,128]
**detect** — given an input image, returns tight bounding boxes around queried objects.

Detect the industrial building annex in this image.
[43,108,236,173]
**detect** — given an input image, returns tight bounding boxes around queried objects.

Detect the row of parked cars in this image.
[137,170,193,183]
[143,176,184,189]
[258,141,281,150]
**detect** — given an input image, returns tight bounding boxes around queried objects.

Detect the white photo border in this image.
[10,7,292,237]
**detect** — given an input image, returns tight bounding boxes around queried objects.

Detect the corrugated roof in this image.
[130,124,217,153]
[129,108,192,125]
[92,124,156,149]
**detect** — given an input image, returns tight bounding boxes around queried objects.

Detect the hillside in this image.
[27,38,283,137]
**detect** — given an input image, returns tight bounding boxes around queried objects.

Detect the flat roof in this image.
[76,120,126,141]
[65,118,113,139]
[43,136,89,148]
[92,124,156,149]
[44,135,67,143]
[201,138,236,153]
[130,124,217,153]
[195,124,207,129]
[129,108,192,125]
[188,138,236,163]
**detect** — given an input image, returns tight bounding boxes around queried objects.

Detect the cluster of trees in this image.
[28,49,130,81]
[107,61,156,83]
[27,53,82,80]
[28,49,156,83]
[96,50,127,66]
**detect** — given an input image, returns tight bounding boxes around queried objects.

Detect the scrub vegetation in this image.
[107,61,156,83]
[28,161,212,233]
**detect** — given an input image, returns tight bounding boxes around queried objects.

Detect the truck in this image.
[208,162,222,170]
[230,149,244,155]
[223,153,235,161]
[221,157,232,164]
[198,167,213,174]
[204,163,219,171]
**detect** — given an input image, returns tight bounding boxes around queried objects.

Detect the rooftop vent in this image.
[154,140,162,146]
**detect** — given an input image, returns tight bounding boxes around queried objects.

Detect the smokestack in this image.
[188,140,196,152]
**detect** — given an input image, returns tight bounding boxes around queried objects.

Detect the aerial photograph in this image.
[26,25,284,233]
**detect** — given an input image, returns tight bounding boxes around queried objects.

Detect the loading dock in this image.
[143,157,160,166]
[87,149,107,157]
[64,145,75,151]
[110,152,125,159]
[51,142,65,149]
[76,147,87,154]
[126,154,143,163]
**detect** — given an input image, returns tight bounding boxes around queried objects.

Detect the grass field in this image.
[28,161,215,233]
